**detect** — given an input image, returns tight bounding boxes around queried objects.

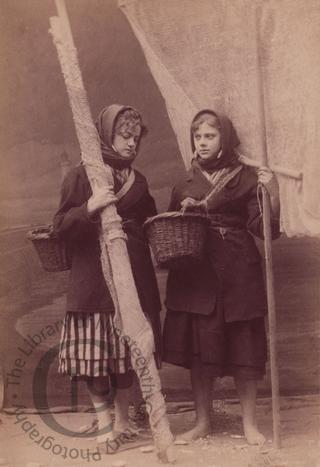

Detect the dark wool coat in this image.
[165,164,280,322]
[53,165,161,318]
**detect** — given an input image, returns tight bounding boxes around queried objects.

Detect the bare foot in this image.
[243,423,266,445]
[176,423,211,442]
[113,423,140,437]
[97,431,115,448]
[96,422,114,446]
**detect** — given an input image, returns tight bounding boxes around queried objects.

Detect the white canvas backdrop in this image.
[119,0,320,237]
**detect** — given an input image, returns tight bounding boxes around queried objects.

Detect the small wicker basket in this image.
[27,225,71,272]
[144,212,209,269]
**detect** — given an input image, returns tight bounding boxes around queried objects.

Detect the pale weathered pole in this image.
[50,0,174,460]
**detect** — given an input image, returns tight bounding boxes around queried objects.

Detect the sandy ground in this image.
[0,395,319,467]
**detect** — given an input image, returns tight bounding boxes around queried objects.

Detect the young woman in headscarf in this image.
[53,104,162,450]
[163,110,280,445]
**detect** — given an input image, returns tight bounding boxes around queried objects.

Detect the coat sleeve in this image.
[134,184,158,224]
[143,189,157,219]
[246,177,281,240]
[168,186,182,211]
[53,168,99,241]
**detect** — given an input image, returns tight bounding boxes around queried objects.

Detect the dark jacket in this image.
[166,164,280,322]
[53,165,161,317]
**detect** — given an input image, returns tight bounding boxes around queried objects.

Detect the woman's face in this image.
[113,125,141,158]
[193,121,221,160]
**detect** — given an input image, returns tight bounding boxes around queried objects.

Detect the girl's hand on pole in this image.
[258,167,280,216]
[87,189,117,215]
[258,167,279,196]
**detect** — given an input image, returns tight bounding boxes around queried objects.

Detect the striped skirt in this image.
[59,311,131,377]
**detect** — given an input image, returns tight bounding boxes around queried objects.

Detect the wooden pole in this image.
[50,0,174,461]
[237,152,302,181]
[254,5,281,449]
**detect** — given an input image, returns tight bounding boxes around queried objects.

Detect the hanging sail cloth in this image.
[119,0,320,237]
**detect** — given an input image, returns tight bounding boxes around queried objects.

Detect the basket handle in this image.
[180,198,208,216]
[181,165,243,216]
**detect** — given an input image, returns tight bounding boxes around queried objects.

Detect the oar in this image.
[254,4,281,449]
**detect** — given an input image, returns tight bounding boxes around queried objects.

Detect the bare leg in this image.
[113,387,131,433]
[112,372,134,434]
[132,373,144,412]
[177,357,213,441]
[130,373,148,427]
[87,376,114,444]
[234,378,266,445]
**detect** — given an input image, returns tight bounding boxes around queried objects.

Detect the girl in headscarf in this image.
[163,110,280,445]
[53,105,162,451]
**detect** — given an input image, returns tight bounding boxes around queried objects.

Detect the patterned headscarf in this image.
[95,104,143,170]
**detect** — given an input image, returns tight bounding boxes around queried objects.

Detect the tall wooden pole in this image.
[254,5,281,449]
[50,0,174,460]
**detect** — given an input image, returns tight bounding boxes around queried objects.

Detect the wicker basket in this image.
[27,225,71,272]
[144,212,209,269]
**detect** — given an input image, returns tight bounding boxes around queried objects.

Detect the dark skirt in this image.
[163,310,267,380]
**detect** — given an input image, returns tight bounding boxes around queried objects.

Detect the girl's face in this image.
[193,121,221,160]
[113,125,141,158]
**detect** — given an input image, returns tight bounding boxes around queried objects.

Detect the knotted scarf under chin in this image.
[195,150,239,173]
[100,140,136,170]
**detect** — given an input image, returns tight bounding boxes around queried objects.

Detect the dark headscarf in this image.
[95,104,142,170]
[191,109,240,172]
